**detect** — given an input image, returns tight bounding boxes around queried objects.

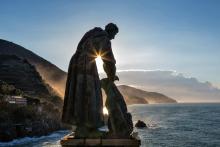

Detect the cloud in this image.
[100,70,220,102]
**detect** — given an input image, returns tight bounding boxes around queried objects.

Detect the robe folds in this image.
[62,27,116,128]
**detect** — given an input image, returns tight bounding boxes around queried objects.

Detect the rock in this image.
[135,120,147,128]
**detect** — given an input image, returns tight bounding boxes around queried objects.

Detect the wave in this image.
[0,130,69,147]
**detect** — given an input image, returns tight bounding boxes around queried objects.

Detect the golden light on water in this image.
[95,55,104,73]
[103,107,109,115]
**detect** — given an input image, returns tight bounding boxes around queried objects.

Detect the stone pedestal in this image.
[60,133,141,147]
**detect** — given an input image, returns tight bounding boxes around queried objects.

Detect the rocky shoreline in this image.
[0,130,69,146]
[0,121,62,142]
[0,101,67,142]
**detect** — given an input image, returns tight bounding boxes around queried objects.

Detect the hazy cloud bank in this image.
[100,70,220,102]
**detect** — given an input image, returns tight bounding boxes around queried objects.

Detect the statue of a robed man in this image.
[62,23,119,138]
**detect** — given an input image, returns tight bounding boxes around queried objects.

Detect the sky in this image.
[0,0,220,88]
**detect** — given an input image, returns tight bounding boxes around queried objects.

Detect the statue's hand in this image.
[108,74,119,82]
[114,75,119,81]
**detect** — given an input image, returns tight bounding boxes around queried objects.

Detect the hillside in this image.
[0,55,50,97]
[0,80,64,142]
[118,85,177,104]
[0,54,62,106]
[0,39,66,96]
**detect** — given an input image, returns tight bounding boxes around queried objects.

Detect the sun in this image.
[95,55,104,73]
[103,107,109,115]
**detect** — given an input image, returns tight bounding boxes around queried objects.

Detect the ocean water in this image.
[130,103,220,147]
[0,103,220,147]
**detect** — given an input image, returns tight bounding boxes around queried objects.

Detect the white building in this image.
[6,96,27,105]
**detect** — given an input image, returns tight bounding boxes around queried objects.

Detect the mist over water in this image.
[1,103,220,147]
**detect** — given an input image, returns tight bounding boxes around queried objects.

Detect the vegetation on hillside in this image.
[0,80,65,142]
[0,80,23,96]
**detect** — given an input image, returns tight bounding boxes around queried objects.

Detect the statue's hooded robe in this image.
[62,27,116,128]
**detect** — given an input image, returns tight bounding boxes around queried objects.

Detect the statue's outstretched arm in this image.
[101,39,117,81]
[103,61,116,81]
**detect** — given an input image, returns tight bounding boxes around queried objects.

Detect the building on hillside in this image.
[6,96,27,105]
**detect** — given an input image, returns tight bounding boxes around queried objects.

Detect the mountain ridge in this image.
[0,39,177,104]
[118,85,177,104]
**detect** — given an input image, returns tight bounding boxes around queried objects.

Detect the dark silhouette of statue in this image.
[62,23,119,138]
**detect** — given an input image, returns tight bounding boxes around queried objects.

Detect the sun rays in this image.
[95,55,104,73]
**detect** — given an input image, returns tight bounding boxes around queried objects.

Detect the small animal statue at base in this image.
[101,78,133,138]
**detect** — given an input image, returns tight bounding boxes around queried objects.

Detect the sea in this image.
[0,103,220,147]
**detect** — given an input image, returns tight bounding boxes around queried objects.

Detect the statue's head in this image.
[105,23,119,40]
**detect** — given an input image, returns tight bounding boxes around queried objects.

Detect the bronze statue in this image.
[62,23,119,138]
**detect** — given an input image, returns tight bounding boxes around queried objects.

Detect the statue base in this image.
[60,132,141,147]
